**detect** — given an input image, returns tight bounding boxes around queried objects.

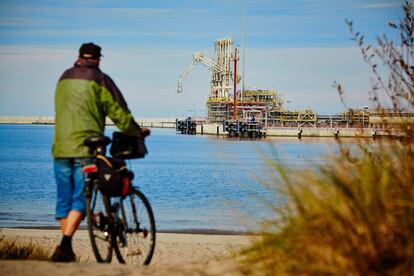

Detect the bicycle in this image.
[82,134,156,265]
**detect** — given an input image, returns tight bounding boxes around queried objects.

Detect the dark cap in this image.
[79,42,102,59]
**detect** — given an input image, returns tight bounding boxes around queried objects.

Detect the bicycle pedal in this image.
[92,212,99,227]
[111,203,120,214]
[92,212,107,229]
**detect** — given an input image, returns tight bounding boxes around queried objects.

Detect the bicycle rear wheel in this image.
[85,184,113,262]
[114,189,156,265]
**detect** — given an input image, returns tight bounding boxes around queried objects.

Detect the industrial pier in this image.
[176,38,414,139]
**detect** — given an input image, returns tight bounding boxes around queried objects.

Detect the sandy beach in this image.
[0,228,252,275]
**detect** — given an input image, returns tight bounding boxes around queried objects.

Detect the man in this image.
[51,42,148,262]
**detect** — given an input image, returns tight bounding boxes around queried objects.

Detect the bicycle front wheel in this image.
[114,189,156,265]
[85,184,113,263]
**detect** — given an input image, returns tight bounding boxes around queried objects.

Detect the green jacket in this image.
[52,59,140,158]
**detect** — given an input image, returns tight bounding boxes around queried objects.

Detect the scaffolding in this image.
[206,89,285,123]
[177,37,319,127]
[177,38,234,99]
[266,109,317,127]
[340,108,370,127]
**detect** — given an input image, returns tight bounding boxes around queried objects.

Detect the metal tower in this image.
[177,37,234,99]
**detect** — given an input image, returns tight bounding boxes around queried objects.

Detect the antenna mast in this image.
[241,8,246,101]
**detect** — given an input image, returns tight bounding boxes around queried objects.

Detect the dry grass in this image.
[239,140,414,275]
[0,234,51,261]
[239,2,414,275]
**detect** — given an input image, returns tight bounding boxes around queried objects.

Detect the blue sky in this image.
[0,0,403,117]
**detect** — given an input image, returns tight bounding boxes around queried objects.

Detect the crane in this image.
[177,52,221,93]
[177,38,235,99]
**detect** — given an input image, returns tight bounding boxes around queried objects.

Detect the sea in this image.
[0,124,341,233]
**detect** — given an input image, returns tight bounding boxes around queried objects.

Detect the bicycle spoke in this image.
[86,186,113,263]
[114,189,156,265]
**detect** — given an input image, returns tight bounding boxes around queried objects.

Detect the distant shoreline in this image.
[0,116,177,128]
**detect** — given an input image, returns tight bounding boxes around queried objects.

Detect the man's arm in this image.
[99,74,142,136]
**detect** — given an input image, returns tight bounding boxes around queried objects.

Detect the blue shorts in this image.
[54,158,93,220]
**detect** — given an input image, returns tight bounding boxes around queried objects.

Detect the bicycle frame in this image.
[83,136,155,265]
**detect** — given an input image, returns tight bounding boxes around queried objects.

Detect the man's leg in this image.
[57,158,89,235]
[53,159,77,262]
[63,210,83,236]
[59,219,67,233]
[59,159,89,249]
[68,158,89,232]
[54,159,72,233]
[56,209,82,257]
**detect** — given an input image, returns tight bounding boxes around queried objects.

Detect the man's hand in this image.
[139,128,151,138]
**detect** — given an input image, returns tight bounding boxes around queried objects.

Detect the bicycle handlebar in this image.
[139,128,151,139]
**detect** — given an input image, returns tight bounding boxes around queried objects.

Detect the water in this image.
[0,124,339,232]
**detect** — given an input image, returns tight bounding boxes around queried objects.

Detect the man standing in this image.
[51,43,147,262]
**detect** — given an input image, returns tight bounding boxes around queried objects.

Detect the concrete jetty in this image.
[193,123,398,139]
[0,116,401,138]
[0,116,176,128]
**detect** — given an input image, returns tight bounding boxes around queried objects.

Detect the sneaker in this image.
[51,245,76,262]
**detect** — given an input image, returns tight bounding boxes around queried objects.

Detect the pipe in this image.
[233,48,238,121]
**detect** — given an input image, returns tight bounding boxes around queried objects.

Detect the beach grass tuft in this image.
[0,233,52,261]
[239,141,414,275]
[239,2,414,275]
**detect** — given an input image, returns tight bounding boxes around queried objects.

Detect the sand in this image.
[0,228,253,275]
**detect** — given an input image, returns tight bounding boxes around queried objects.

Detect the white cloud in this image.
[0,28,187,38]
[357,2,399,9]
[4,5,206,23]
[0,17,60,27]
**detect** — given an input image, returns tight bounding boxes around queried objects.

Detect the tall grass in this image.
[240,141,414,275]
[0,234,51,261]
[239,2,414,275]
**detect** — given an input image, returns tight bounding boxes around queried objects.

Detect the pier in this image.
[176,121,408,139]
[1,116,409,138]
[196,124,396,138]
[0,116,176,129]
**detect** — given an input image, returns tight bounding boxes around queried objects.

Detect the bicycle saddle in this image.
[84,136,111,148]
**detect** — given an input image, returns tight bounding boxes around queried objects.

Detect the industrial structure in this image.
[177,37,414,138]
[177,38,288,126]
[178,38,234,100]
